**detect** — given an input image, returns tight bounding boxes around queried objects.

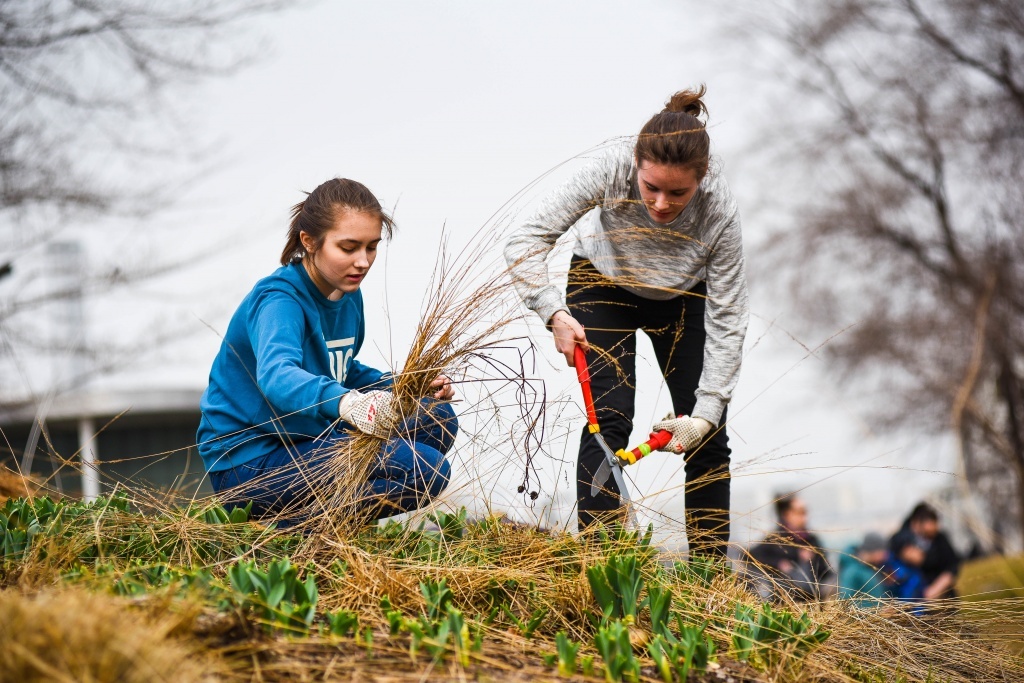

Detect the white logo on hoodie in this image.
[325,337,355,383]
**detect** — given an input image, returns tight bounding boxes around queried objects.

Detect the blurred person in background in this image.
[746,493,835,601]
[889,502,960,600]
[839,532,924,608]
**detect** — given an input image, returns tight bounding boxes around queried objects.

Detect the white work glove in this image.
[652,415,714,454]
[338,390,399,439]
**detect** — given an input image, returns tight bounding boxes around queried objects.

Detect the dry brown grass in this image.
[0,587,222,683]
[2,485,1024,682]
[0,466,34,502]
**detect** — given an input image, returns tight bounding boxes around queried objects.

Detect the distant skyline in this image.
[17,1,965,550]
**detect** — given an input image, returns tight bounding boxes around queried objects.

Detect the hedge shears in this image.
[573,346,681,499]
[573,346,629,500]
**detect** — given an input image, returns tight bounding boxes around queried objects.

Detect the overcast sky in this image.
[53,1,963,550]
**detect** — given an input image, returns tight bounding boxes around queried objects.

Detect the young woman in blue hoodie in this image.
[197,178,457,524]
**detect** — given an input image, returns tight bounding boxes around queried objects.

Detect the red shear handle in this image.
[617,415,682,464]
[573,345,599,428]
[639,430,673,457]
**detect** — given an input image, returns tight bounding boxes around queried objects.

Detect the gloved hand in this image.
[338,389,399,438]
[652,415,714,454]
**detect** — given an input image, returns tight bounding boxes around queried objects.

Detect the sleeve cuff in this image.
[528,287,569,327]
[692,394,725,427]
[536,302,570,327]
[319,384,346,421]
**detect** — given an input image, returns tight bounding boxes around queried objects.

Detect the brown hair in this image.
[775,493,798,521]
[634,85,711,179]
[280,178,395,265]
[908,502,939,524]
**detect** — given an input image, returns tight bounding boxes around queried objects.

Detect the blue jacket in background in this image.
[197,263,390,472]
[837,544,925,607]
[838,544,889,607]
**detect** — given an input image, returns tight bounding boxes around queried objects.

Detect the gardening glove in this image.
[338,389,399,439]
[652,415,714,454]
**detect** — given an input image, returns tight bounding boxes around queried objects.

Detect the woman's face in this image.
[301,209,382,298]
[911,518,939,540]
[636,159,701,224]
[782,498,809,532]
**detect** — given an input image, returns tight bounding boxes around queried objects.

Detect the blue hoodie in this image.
[197,263,390,472]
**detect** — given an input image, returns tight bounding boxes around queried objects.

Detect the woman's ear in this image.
[299,230,317,256]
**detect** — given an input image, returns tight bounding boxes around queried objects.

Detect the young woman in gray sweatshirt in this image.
[504,86,748,558]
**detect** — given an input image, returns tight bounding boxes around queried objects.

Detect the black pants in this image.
[567,256,730,557]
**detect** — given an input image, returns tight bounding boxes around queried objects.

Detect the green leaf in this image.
[647,635,672,683]
[522,607,547,639]
[266,580,287,609]
[646,584,673,638]
[586,564,617,618]
[594,619,640,682]
[328,610,359,637]
[213,505,230,524]
[555,632,580,677]
[247,569,269,597]
[228,561,254,594]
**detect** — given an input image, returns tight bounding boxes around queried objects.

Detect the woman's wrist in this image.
[547,309,571,328]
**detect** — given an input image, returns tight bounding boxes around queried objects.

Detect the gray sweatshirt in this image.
[503,140,749,425]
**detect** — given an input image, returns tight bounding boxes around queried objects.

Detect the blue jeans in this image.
[208,400,456,526]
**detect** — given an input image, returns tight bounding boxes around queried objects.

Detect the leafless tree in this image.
[754,0,1024,550]
[0,0,292,411]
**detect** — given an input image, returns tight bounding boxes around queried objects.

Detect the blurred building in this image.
[0,388,209,500]
[0,238,210,501]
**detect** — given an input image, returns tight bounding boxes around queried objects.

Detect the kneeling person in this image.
[197,178,457,525]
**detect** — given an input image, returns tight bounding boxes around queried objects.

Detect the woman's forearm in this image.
[924,571,955,600]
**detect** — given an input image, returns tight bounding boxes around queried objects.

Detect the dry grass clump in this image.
[0,587,220,683]
[0,466,35,502]
[296,239,540,543]
[790,598,1023,682]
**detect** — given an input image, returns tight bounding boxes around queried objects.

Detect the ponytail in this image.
[635,85,711,179]
[281,199,308,265]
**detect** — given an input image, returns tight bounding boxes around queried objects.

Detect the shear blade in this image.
[590,454,631,503]
[611,463,631,504]
[591,458,612,497]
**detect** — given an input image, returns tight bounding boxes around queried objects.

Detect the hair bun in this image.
[664,85,708,119]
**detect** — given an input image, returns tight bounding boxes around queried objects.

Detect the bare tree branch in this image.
[757,0,1024,549]
[903,0,1024,112]
[0,0,298,410]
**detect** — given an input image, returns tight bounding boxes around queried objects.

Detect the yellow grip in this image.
[616,449,637,465]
